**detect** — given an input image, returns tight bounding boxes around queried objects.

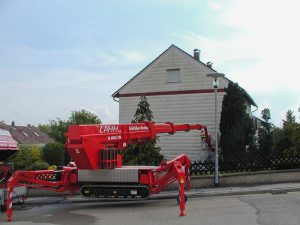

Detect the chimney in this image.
[12,121,15,127]
[206,62,213,68]
[193,49,200,61]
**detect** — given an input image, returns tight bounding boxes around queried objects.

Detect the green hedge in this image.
[42,142,66,166]
[12,145,49,170]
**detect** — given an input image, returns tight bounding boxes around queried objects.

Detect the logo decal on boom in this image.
[129,125,149,131]
[99,125,121,133]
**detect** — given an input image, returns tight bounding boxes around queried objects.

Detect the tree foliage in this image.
[48,118,69,144]
[12,145,49,170]
[69,109,101,125]
[257,108,274,158]
[273,110,300,157]
[41,109,101,165]
[37,124,51,135]
[132,96,154,122]
[220,82,255,161]
[42,142,66,166]
[122,96,164,165]
[282,110,296,127]
[47,109,101,144]
[122,140,164,165]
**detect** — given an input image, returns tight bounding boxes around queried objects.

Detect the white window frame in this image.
[167,69,181,83]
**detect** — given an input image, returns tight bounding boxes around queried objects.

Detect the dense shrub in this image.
[48,165,57,170]
[122,140,164,165]
[12,145,47,170]
[42,142,65,166]
[31,161,49,170]
[220,82,255,161]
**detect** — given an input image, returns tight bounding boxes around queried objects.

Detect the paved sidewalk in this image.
[153,182,300,200]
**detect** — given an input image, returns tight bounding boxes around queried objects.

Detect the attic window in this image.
[167,69,180,83]
[22,132,29,137]
[34,132,40,137]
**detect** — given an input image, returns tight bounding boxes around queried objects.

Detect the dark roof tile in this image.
[0,124,54,145]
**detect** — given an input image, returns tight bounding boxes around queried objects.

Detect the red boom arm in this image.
[65,122,210,170]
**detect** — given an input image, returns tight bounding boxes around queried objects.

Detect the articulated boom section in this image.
[5,122,210,222]
[65,122,209,170]
[140,154,191,216]
[6,166,78,222]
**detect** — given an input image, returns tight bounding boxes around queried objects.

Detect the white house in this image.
[112,44,257,162]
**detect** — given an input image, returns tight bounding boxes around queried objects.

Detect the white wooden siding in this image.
[119,92,225,161]
[117,46,231,161]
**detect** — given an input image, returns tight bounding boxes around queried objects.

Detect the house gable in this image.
[112,44,257,108]
[112,44,222,98]
[113,44,258,161]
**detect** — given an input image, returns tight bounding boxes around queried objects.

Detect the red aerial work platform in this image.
[5,122,211,222]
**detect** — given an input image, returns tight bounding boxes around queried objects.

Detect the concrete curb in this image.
[152,184,300,200]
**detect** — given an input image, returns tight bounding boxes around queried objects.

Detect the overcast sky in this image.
[0,0,299,126]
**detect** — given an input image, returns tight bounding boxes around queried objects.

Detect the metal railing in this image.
[190,156,300,176]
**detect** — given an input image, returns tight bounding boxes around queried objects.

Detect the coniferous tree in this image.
[220,82,254,161]
[123,96,164,165]
[132,96,154,122]
[282,110,296,127]
[257,108,274,158]
[273,110,300,157]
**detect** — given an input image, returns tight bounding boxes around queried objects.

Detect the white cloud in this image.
[174,0,300,126]
[2,0,300,127]
[219,0,300,89]
[174,32,258,64]
[71,48,147,66]
[1,69,110,90]
[113,50,147,64]
[0,44,148,68]
[0,42,142,126]
[0,67,122,125]
[85,105,119,124]
[207,1,221,11]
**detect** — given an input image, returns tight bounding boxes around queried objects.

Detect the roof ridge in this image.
[112,44,217,98]
[111,44,257,107]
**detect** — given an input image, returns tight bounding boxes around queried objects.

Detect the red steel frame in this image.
[5,122,210,222]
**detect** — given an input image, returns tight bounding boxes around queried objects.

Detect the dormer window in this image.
[167,69,180,83]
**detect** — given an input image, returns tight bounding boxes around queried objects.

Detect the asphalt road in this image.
[1,192,300,225]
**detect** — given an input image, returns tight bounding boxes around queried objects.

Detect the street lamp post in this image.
[206,73,225,185]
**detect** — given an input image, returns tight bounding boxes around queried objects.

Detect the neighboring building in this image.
[0,128,18,161]
[0,122,53,147]
[112,44,258,162]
